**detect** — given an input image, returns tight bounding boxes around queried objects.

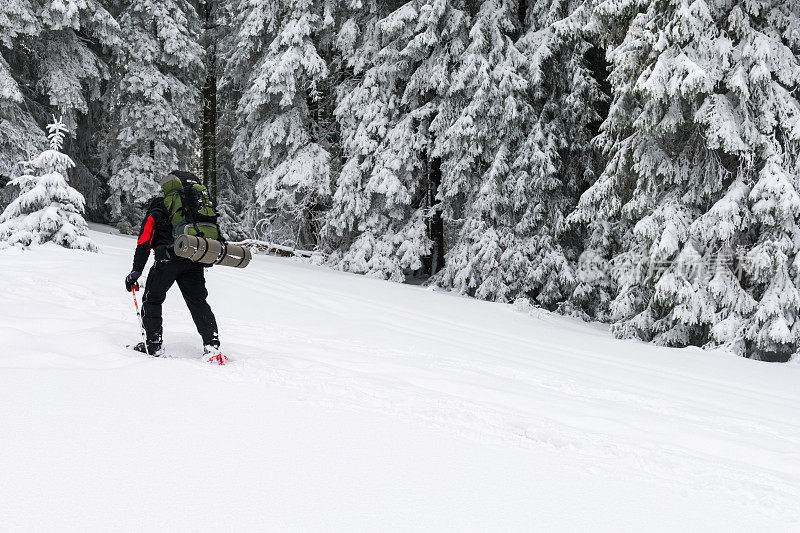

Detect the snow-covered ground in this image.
[1,226,799,532]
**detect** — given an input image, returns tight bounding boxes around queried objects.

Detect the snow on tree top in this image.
[47,116,70,152]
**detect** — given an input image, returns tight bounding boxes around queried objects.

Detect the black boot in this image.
[133,341,164,357]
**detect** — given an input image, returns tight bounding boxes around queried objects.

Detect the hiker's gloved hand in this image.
[125,271,141,292]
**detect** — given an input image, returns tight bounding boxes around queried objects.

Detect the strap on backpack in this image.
[177,182,204,237]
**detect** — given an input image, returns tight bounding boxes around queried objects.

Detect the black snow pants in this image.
[141,258,219,346]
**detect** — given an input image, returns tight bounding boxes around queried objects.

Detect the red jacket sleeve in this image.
[137,216,155,245]
[132,215,156,272]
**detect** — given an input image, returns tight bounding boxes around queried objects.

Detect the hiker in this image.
[124,170,224,363]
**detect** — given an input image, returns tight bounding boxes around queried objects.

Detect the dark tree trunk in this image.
[302,39,341,249]
[585,44,611,138]
[423,157,445,276]
[202,1,218,201]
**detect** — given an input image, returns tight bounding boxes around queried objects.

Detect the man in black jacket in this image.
[125,196,222,360]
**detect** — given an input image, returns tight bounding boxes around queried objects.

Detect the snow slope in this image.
[1,226,799,532]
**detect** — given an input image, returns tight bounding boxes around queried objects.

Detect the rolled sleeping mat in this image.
[174,234,252,269]
[216,241,253,267]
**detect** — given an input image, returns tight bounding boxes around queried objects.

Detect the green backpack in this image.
[160,171,223,241]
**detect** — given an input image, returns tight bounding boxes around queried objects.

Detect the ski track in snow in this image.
[1,227,799,531]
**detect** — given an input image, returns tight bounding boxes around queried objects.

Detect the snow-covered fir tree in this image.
[433,0,530,300]
[211,0,253,240]
[327,0,470,281]
[569,0,800,358]
[36,0,120,122]
[100,0,204,230]
[0,117,97,251]
[0,0,120,213]
[0,0,41,183]
[434,0,604,307]
[224,0,334,248]
[0,54,44,194]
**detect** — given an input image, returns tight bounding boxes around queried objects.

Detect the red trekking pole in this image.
[131,285,150,356]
